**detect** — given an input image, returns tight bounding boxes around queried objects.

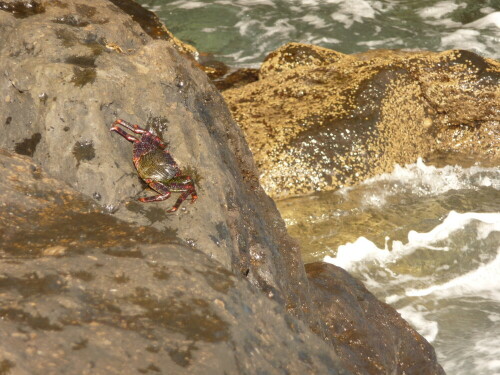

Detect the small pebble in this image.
[42,245,67,256]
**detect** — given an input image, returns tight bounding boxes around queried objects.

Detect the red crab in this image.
[110,119,197,212]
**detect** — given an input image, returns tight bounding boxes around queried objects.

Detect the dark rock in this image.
[197,52,230,80]
[306,262,445,375]
[215,68,260,92]
[224,43,500,199]
[0,0,45,18]
[0,150,348,374]
[107,0,199,59]
[0,0,313,325]
[0,149,176,258]
[0,248,348,375]
[105,0,231,85]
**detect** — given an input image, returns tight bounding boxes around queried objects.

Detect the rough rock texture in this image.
[0,150,349,375]
[0,149,177,257]
[224,42,500,199]
[306,263,445,375]
[0,2,445,374]
[0,148,444,375]
[0,0,314,324]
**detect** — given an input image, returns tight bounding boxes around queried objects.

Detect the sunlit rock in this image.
[224,42,500,199]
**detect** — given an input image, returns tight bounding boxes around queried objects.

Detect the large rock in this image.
[0,0,313,323]
[224,43,500,199]
[0,1,445,374]
[0,149,349,375]
[306,263,445,375]
[0,147,444,375]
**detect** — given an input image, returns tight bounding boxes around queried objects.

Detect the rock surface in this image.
[224,43,500,199]
[0,0,312,323]
[0,148,443,375]
[0,1,445,374]
[306,263,445,375]
[0,149,444,375]
[0,150,349,375]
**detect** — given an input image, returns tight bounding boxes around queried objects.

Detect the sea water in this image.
[136,0,500,372]
[277,159,500,374]
[137,0,500,66]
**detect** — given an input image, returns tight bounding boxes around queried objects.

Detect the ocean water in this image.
[136,0,500,373]
[137,0,500,66]
[278,160,500,374]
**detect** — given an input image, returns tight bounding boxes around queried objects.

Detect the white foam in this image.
[397,305,439,342]
[440,29,487,55]
[323,211,500,271]
[341,158,500,208]
[172,1,206,9]
[407,211,499,247]
[418,1,460,19]
[488,312,500,322]
[308,36,341,45]
[329,0,377,29]
[472,331,500,374]
[465,11,500,29]
[173,0,276,7]
[302,14,327,29]
[357,37,403,48]
[405,248,500,300]
[324,236,391,270]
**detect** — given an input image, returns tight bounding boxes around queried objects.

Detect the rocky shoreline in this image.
[0,0,467,374]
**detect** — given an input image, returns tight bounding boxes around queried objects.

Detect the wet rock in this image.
[107,0,198,59]
[0,248,349,375]
[0,149,348,374]
[0,0,45,18]
[306,262,445,375]
[197,52,230,80]
[0,148,444,374]
[214,68,260,92]
[0,0,314,326]
[104,0,233,85]
[223,43,500,199]
[0,149,177,258]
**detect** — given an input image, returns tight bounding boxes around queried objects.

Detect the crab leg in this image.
[110,125,139,143]
[112,119,148,134]
[112,119,167,149]
[169,188,196,212]
[190,190,198,203]
[139,181,172,203]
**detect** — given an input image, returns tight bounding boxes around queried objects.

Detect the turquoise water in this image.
[138,0,500,67]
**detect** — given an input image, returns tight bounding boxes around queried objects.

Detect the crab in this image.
[110,119,197,212]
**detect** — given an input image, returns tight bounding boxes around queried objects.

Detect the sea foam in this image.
[324,211,500,271]
[406,248,500,300]
[339,158,500,209]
